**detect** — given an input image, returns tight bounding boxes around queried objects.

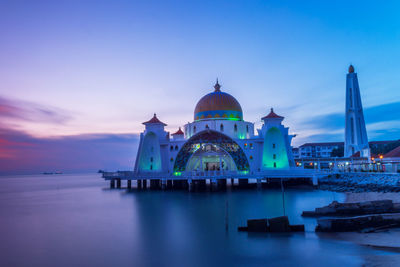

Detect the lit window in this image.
[250,143,253,149]
[250,155,253,160]
[244,143,248,148]
[175,145,178,150]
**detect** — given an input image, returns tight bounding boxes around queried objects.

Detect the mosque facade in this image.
[133,81,295,176]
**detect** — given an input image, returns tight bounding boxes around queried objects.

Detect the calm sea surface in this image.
[0,174,392,267]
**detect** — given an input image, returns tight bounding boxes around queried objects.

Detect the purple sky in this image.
[1,0,399,174]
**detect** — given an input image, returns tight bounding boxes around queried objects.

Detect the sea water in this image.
[0,173,388,267]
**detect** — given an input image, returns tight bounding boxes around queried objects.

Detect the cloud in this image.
[292,101,400,145]
[0,95,72,125]
[0,127,139,175]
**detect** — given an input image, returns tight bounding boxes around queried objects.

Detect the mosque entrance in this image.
[173,130,249,173]
[185,143,237,172]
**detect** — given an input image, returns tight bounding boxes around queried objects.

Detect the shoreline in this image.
[321,190,400,266]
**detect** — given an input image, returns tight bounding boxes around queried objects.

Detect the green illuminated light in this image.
[173,172,182,176]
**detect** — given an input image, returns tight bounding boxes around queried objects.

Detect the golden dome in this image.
[194,81,243,121]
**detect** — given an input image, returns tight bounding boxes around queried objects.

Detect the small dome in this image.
[348,65,355,73]
[194,81,243,121]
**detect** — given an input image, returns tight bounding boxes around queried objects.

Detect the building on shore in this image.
[134,81,295,176]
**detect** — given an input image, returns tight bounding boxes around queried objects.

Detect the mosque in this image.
[133,80,295,176]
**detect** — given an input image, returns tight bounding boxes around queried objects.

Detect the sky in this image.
[1,0,400,174]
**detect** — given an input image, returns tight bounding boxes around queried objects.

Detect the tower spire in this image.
[344,64,369,158]
[214,78,221,92]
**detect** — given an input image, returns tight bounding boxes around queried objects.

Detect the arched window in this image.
[150,157,153,162]
[175,145,178,151]
[244,143,248,149]
[170,145,173,151]
[249,155,253,160]
[220,124,224,132]
[170,157,174,162]
[246,125,249,133]
[205,124,209,129]
[273,162,276,168]
[234,124,237,132]
[193,126,196,134]
[150,165,153,170]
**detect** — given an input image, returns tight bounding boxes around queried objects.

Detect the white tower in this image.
[344,65,370,158]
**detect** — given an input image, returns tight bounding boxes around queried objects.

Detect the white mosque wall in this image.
[184,119,254,140]
[136,131,163,172]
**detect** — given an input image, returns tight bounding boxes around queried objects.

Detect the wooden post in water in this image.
[225,200,229,232]
[280,178,286,216]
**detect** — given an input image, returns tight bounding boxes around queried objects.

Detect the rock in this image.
[316,213,400,232]
[247,219,268,232]
[238,216,304,233]
[303,200,397,217]
[268,216,290,232]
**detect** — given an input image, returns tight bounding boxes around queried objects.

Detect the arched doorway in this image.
[173,130,249,172]
[185,143,237,171]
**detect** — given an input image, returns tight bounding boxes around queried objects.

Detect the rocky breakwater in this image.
[318,173,400,192]
[303,200,400,232]
[302,200,400,217]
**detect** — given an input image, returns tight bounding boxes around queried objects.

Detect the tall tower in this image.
[344,65,370,158]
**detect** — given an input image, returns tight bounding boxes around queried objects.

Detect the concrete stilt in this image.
[117,179,121,188]
[312,175,318,186]
[211,178,218,191]
[143,179,147,189]
[110,179,115,189]
[127,180,132,189]
[137,179,142,189]
[167,180,173,189]
[188,179,194,192]
[161,179,167,190]
[257,179,262,189]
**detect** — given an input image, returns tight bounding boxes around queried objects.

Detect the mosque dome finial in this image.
[349,64,355,73]
[214,79,221,92]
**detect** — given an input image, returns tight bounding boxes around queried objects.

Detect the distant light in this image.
[379,155,383,159]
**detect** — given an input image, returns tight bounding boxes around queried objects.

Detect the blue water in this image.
[0,174,389,266]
